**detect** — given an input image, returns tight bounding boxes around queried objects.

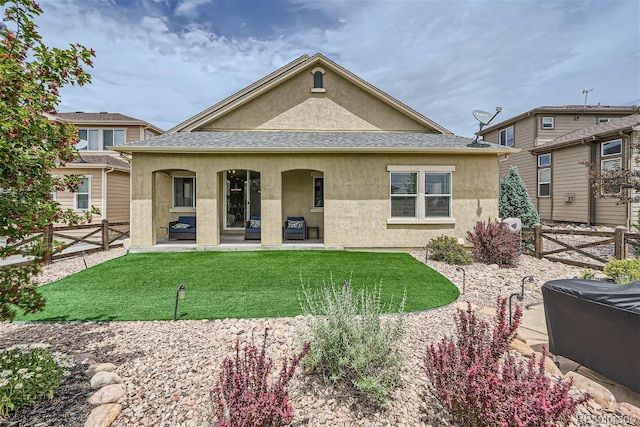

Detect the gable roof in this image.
[168,53,451,134]
[479,105,640,136]
[54,112,164,134]
[113,130,515,155]
[531,114,640,154]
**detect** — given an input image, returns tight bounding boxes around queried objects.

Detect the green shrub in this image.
[426,235,472,265]
[0,344,74,416]
[299,278,405,408]
[499,166,541,227]
[603,258,640,284]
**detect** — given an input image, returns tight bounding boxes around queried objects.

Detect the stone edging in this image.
[74,353,126,427]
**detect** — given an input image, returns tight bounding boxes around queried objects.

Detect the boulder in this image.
[86,363,118,378]
[611,402,640,425]
[509,338,535,358]
[566,371,616,405]
[90,371,122,390]
[88,383,126,405]
[84,403,122,427]
[532,351,562,377]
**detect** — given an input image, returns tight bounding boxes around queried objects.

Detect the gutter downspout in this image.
[103,167,115,220]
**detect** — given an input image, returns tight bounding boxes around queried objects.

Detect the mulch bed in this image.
[1,365,93,427]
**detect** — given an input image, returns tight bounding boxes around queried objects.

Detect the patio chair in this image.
[284,216,305,240]
[245,216,261,240]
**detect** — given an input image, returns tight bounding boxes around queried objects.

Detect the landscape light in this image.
[455,266,466,295]
[173,284,186,321]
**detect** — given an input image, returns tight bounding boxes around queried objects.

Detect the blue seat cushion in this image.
[178,216,196,228]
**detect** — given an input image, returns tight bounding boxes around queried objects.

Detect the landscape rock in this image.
[86,363,118,378]
[88,383,127,405]
[84,403,122,427]
[90,371,123,390]
[509,338,535,358]
[532,351,563,377]
[612,402,640,425]
[75,353,99,365]
[567,371,616,405]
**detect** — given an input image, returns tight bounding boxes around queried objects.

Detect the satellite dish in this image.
[75,139,88,150]
[472,110,494,125]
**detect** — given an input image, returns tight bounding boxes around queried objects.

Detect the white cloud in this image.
[33,0,639,135]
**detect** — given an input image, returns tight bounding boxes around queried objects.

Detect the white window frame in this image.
[425,172,452,218]
[601,139,622,157]
[598,118,617,124]
[538,168,551,198]
[538,153,551,167]
[172,176,196,209]
[312,176,324,209]
[387,165,455,224]
[74,176,91,210]
[541,117,554,129]
[389,171,418,219]
[499,126,514,147]
[78,128,127,151]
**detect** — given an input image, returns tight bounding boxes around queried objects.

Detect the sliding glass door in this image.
[224,170,260,229]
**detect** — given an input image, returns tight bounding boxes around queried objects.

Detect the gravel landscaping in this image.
[0,248,636,426]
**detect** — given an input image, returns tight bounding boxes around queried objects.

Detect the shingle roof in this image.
[116,130,508,153]
[72,154,130,169]
[55,112,142,122]
[532,114,640,153]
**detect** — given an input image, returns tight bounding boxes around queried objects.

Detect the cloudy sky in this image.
[19,0,640,135]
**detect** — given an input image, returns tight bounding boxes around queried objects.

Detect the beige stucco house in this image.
[479,105,640,226]
[114,53,516,250]
[530,114,640,227]
[52,112,163,223]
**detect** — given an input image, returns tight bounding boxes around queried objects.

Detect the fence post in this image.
[614,226,627,260]
[534,223,542,259]
[102,219,109,251]
[44,224,54,265]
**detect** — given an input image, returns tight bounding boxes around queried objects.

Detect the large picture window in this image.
[75,177,90,210]
[174,177,195,208]
[388,166,454,221]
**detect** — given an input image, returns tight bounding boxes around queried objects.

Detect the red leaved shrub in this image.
[466,219,521,267]
[210,329,310,427]
[424,297,588,426]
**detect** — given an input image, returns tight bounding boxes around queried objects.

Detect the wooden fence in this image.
[4,220,129,266]
[522,224,640,270]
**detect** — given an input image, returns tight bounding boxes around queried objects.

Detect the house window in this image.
[601,158,622,195]
[390,172,418,217]
[538,153,551,167]
[541,117,554,129]
[538,168,551,198]
[499,126,514,147]
[313,71,323,89]
[598,118,617,124]
[425,173,451,217]
[389,166,455,220]
[601,139,622,156]
[78,129,126,150]
[75,177,90,210]
[173,177,196,208]
[313,177,324,208]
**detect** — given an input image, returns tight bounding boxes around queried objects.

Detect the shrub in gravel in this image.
[0,344,74,417]
[424,296,588,427]
[300,278,405,408]
[426,235,472,265]
[467,219,521,267]
[210,328,310,427]
[499,165,541,227]
[603,258,640,284]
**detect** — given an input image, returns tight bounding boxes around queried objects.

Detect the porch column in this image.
[260,170,282,246]
[130,164,154,247]
[196,171,219,246]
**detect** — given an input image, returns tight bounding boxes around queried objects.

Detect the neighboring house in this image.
[52,112,163,223]
[114,53,516,250]
[530,114,640,227]
[479,105,640,226]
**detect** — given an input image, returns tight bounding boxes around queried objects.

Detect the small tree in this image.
[499,166,540,227]
[0,0,95,321]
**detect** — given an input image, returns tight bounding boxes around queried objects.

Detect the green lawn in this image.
[16,251,459,321]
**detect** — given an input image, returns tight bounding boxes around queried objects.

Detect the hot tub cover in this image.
[541,279,640,313]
